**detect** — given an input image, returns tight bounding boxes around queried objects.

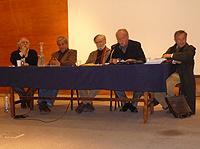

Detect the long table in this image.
[0,64,172,123]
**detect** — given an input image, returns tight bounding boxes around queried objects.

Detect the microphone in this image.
[109,44,118,63]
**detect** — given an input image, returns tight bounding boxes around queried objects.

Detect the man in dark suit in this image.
[155,30,196,114]
[10,37,38,109]
[111,29,146,112]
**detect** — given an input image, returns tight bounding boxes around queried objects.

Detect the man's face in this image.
[175,33,187,48]
[116,31,129,47]
[95,36,106,50]
[19,38,30,50]
[57,41,68,52]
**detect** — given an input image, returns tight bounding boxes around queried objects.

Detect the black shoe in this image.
[21,102,27,109]
[39,101,51,112]
[19,100,31,109]
[26,100,31,108]
[128,103,138,113]
[120,103,129,112]
[75,102,86,114]
[85,103,95,112]
[153,98,159,106]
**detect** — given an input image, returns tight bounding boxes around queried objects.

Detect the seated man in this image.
[154,30,196,114]
[111,29,146,112]
[76,34,111,113]
[39,36,77,112]
[10,37,38,108]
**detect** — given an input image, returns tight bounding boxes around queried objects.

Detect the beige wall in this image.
[68,0,200,74]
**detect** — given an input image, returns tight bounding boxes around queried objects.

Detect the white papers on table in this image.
[145,58,166,64]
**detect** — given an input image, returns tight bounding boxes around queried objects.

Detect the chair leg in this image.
[10,87,16,118]
[29,97,34,110]
[27,88,37,110]
[70,90,74,110]
[114,99,117,110]
[117,101,121,108]
[150,103,154,114]
[76,90,80,105]
[110,90,113,111]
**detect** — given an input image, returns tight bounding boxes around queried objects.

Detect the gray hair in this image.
[174,30,187,38]
[116,29,129,37]
[94,34,106,42]
[56,36,68,44]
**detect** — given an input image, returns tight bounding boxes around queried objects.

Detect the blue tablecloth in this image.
[0,64,172,92]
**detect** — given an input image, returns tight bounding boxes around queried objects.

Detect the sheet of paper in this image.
[145,58,166,64]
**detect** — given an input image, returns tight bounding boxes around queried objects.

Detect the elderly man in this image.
[76,34,111,113]
[10,37,38,108]
[38,36,77,112]
[111,29,146,112]
[154,30,196,114]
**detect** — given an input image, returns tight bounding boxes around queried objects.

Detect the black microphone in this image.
[109,44,118,62]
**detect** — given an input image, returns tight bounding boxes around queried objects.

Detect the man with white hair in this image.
[10,37,38,66]
[10,37,38,108]
[76,34,111,113]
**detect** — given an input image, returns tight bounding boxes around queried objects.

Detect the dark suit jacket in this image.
[86,47,111,64]
[111,40,146,63]
[51,49,77,66]
[165,43,196,113]
[10,49,38,66]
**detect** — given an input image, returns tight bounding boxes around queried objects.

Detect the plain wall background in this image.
[68,0,200,74]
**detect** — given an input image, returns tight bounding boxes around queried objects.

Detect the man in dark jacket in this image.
[10,38,38,66]
[111,29,146,112]
[155,30,196,114]
[10,37,38,109]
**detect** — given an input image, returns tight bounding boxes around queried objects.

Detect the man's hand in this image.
[23,63,29,66]
[110,58,118,64]
[49,57,60,66]
[162,54,172,59]
[19,46,28,57]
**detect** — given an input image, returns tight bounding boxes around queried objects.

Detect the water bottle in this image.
[38,42,45,66]
[4,95,9,113]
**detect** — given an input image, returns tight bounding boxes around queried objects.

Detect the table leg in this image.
[143,92,149,123]
[10,87,15,118]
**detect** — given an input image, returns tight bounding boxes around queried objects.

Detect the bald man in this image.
[10,37,38,109]
[111,29,146,113]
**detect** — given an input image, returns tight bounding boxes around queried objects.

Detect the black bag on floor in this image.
[166,95,192,118]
